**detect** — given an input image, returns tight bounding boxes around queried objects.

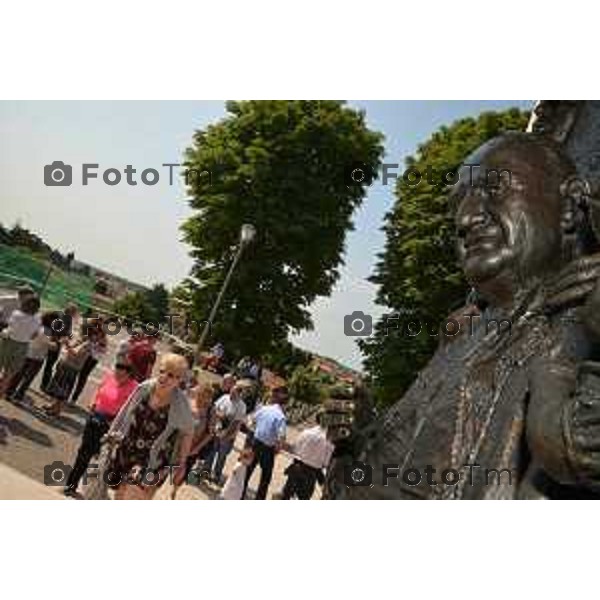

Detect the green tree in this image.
[145,284,170,322]
[113,291,154,324]
[289,364,322,405]
[360,108,530,407]
[263,340,312,378]
[181,100,384,359]
[114,284,172,328]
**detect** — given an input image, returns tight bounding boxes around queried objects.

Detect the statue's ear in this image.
[560,175,591,235]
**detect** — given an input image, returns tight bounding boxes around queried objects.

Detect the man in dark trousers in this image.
[280,411,334,500]
[243,385,288,499]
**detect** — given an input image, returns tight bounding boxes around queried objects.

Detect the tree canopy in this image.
[181,100,384,359]
[113,283,170,328]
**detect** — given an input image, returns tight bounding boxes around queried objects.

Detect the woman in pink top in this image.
[64,361,138,497]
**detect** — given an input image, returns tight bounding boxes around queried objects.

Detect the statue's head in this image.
[451,132,596,307]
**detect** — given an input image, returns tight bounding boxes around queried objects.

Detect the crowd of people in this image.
[73,348,334,500]
[0,285,335,500]
[0,288,111,417]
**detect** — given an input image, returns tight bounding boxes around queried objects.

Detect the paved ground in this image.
[0,330,304,500]
[0,462,63,499]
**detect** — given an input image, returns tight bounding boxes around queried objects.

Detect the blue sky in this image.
[0,100,533,369]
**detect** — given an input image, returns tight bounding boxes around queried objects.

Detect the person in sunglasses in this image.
[85,353,194,500]
[64,360,138,497]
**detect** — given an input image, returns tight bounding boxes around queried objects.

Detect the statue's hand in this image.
[320,387,377,499]
[546,253,600,337]
[567,361,600,486]
[321,385,377,445]
[321,399,355,443]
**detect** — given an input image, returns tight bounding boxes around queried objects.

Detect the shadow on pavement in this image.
[0,414,54,447]
[28,406,84,435]
[26,389,88,431]
[61,404,90,420]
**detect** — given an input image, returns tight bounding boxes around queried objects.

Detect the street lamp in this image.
[240,223,256,245]
[196,223,256,358]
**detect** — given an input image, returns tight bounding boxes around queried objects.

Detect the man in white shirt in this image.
[0,293,41,395]
[6,311,59,403]
[0,285,35,330]
[281,411,334,500]
[204,384,247,484]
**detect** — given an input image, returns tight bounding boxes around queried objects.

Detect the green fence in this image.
[0,244,94,310]
[0,243,194,351]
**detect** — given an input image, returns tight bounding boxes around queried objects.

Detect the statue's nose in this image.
[458,192,488,229]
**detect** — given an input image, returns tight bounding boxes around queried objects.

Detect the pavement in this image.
[0,462,63,499]
[0,330,304,500]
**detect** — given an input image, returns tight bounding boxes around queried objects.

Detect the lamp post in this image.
[196,223,256,360]
[39,263,54,298]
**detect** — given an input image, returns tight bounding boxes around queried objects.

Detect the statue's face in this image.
[452,140,564,292]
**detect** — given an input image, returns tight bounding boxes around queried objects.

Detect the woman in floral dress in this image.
[104,353,194,500]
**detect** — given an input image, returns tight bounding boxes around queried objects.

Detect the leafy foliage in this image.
[289,364,323,405]
[0,221,75,268]
[360,109,530,407]
[181,100,384,359]
[262,339,312,379]
[145,284,170,321]
[113,284,171,326]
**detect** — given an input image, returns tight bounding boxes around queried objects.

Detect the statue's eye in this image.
[488,177,511,197]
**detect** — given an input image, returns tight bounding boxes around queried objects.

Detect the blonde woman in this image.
[90,353,194,500]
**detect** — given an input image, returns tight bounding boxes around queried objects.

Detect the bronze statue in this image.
[327,102,600,499]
